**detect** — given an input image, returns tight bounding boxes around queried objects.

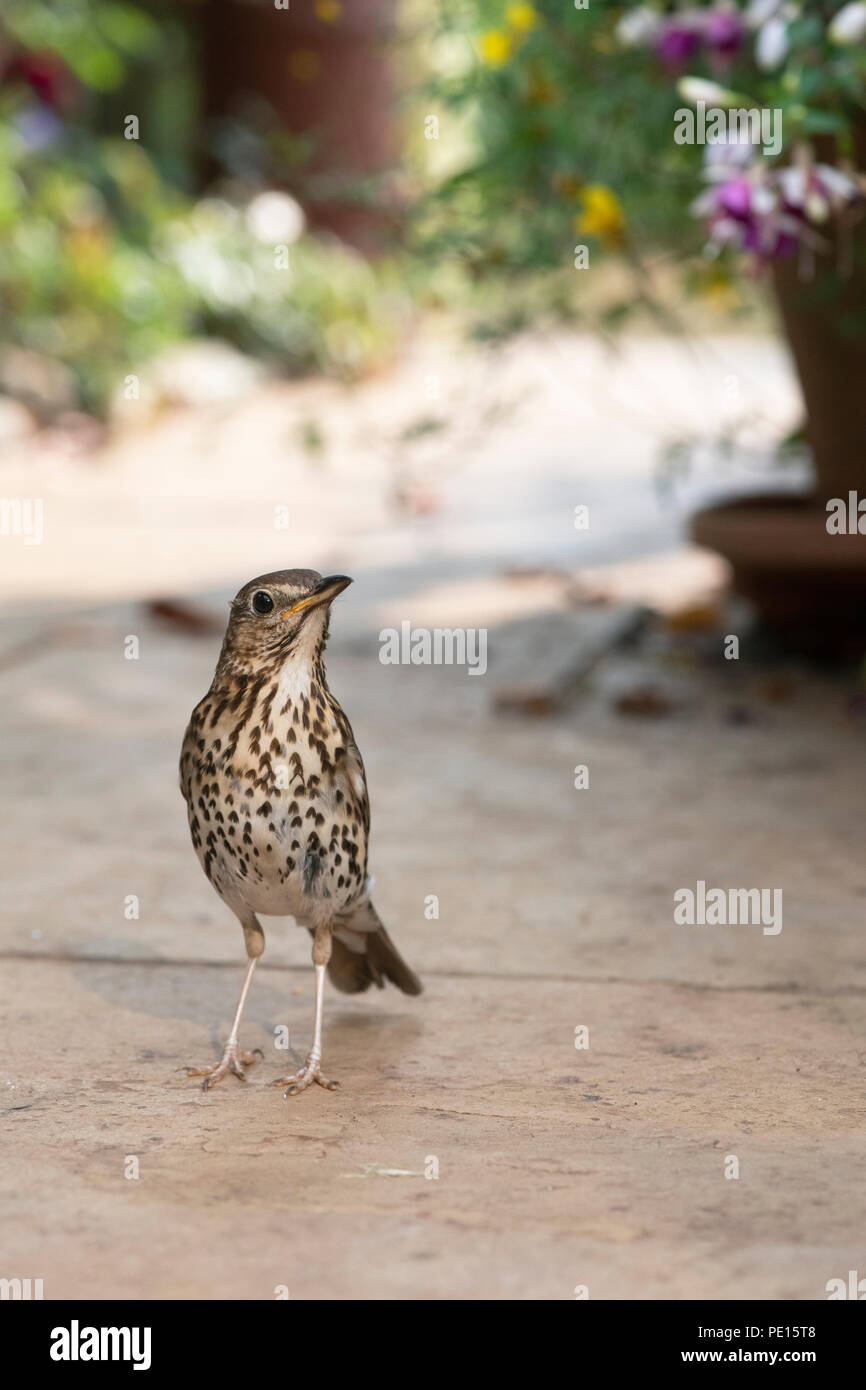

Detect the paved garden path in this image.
[2,331,862,1299]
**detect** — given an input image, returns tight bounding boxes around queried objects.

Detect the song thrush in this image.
[179,569,421,1096]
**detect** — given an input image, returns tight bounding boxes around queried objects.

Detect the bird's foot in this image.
[274,1054,339,1097]
[181,1040,263,1091]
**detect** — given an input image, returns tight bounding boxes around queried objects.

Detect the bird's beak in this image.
[280,575,353,620]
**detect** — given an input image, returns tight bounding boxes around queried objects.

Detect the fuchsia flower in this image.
[704,10,747,57]
[656,19,703,67]
[717,176,753,220]
[615,3,866,264]
[652,6,747,67]
[694,152,863,263]
[621,3,782,69]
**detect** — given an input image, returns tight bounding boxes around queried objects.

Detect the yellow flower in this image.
[507,3,538,32]
[575,185,625,245]
[314,0,342,21]
[700,278,741,312]
[480,30,513,66]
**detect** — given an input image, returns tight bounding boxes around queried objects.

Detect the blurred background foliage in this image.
[403,0,770,343]
[407,4,702,266]
[404,1,866,344]
[0,0,803,420]
[0,0,411,415]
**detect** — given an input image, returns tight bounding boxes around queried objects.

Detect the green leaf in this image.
[800,108,850,134]
[93,3,160,56]
[69,46,126,92]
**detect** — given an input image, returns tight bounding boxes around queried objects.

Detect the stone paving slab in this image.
[3,609,865,997]
[3,959,864,1300]
[1,333,861,1301]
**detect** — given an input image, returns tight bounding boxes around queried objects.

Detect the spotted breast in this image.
[181,642,369,928]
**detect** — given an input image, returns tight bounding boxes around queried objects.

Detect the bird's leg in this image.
[276,924,339,1096]
[183,937,263,1090]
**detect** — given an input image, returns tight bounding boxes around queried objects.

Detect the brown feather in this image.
[310,924,422,996]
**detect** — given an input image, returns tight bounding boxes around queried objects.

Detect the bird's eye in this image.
[251,590,274,616]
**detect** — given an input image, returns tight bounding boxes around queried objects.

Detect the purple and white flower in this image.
[694,151,862,261]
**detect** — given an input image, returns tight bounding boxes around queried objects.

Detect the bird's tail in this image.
[312,897,422,996]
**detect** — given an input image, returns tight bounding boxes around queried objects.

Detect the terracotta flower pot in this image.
[691,494,866,654]
[691,195,866,651]
[771,245,866,502]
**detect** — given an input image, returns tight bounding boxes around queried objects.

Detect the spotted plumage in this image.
[179,569,421,1096]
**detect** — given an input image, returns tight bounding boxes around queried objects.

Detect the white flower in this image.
[816,163,859,199]
[703,132,762,177]
[752,183,778,215]
[677,77,741,107]
[829,1,866,44]
[615,6,662,47]
[246,191,305,246]
[745,0,784,28]
[778,165,807,205]
[755,16,790,68]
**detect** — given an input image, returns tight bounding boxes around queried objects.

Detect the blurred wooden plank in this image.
[491,604,650,715]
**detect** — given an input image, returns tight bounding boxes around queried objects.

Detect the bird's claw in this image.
[182,1043,263,1090]
[274,1057,339,1097]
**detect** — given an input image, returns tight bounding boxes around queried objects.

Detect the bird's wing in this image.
[342,732,371,837]
[178,700,206,805]
[331,701,371,837]
[179,735,193,805]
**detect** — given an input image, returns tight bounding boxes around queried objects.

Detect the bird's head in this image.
[217,569,352,674]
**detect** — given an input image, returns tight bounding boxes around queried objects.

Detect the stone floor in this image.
[1,331,863,1300]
